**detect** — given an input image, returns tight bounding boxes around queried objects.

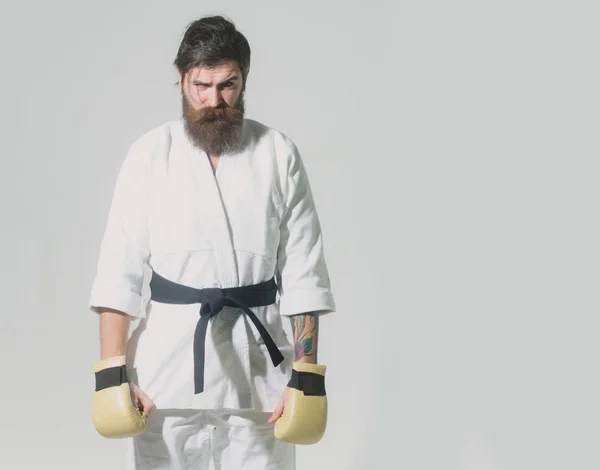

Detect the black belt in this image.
[149,271,284,393]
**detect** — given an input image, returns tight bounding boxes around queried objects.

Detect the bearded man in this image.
[88,15,336,470]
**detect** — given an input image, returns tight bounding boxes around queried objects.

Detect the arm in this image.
[89,140,155,430]
[99,309,132,359]
[268,136,334,430]
[275,134,336,319]
[271,310,329,443]
[95,308,153,420]
[290,312,319,364]
[89,140,150,325]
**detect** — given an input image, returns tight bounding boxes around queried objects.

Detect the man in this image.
[88,15,335,470]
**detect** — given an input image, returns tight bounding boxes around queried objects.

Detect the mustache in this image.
[183,99,244,124]
[188,106,235,122]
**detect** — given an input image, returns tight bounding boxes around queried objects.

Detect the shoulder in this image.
[121,120,179,171]
[243,119,301,166]
[128,120,178,155]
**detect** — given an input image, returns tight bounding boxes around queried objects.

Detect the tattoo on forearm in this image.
[291,313,318,361]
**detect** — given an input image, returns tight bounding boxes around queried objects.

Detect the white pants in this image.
[126,409,296,470]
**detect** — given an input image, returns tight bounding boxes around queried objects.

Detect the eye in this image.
[222,82,234,89]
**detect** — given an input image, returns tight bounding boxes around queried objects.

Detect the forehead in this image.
[186,61,241,81]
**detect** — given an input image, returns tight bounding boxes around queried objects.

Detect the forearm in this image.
[99,309,132,359]
[290,312,319,364]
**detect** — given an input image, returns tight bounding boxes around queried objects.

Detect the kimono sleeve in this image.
[88,141,150,318]
[276,137,336,317]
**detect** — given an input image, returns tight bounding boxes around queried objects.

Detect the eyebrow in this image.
[192,75,240,86]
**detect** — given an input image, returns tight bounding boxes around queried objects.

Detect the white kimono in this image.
[89,119,336,412]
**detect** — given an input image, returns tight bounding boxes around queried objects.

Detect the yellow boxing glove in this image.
[274,362,327,445]
[92,356,146,438]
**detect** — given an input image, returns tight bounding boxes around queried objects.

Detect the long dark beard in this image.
[182,94,245,155]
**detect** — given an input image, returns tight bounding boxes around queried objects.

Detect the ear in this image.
[175,67,183,91]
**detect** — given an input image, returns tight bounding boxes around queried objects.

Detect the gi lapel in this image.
[175,122,239,289]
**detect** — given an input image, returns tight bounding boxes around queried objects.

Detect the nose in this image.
[204,87,222,108]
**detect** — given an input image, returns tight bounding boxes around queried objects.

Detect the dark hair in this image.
[174,16,251,85]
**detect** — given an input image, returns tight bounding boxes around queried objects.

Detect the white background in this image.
[0,1,598,469]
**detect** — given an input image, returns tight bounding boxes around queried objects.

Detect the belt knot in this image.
[199,288,225,318]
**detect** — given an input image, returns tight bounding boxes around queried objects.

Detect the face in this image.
[177,61,246,155]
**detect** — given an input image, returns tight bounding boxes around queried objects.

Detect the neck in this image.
[208,154,220,171]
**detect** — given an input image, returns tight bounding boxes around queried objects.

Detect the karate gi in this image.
[89,118,336,469]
